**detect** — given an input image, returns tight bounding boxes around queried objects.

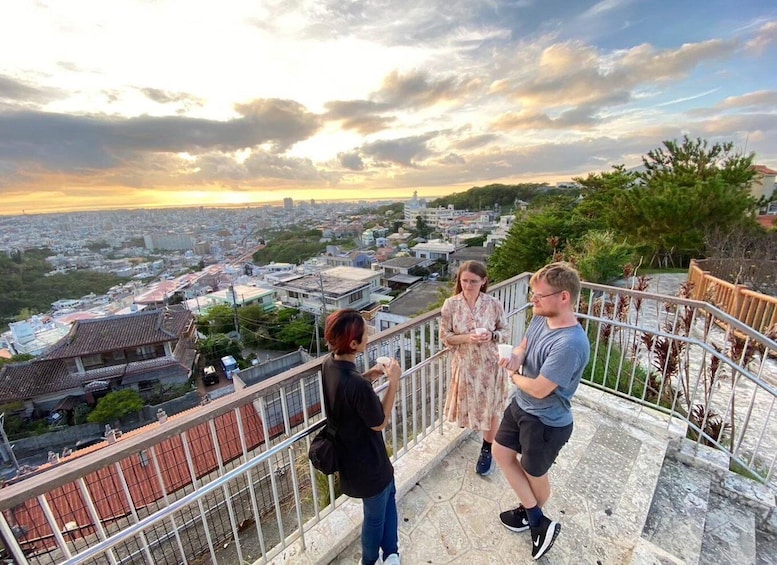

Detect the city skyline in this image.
[1,0,776,215]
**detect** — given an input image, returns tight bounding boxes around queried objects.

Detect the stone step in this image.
[756,529,777,565]
[636,458,712,565]
[700,490,756,565]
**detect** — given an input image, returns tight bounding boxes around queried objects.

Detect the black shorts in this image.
[495,402,573,477]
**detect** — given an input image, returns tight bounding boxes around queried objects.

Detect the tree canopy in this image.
[574,136,758,267]
[488,197,592,281]
[197,333,242,362]
[87,389,144,424]
[491,136,759,281]
[196,304,236,335]
[252,229,327,265]
[0,248,123,328]
[429,183,552,211]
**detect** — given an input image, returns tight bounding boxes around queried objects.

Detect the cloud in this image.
[338,151,365,171]
[440,153,466,165]
[233,99,322,151]
[273,0,518,46]
[687,90,777,117]
[375,70,467,109]
[324,100,394,134]
[323,69,471,134]
[493,105,602,131]
[454,133,500,150]
[138,87,204,106]
[697,113,777,136]
[486,38,738,130]
[0,75,60,105]
[361,133,437,166]
[718,90,777,109]
[745,21,777,54]
[0,98,321,177]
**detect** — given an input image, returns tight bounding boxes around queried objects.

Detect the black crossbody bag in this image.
[308,373,341,474]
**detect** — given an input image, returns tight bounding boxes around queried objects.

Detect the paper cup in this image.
[474,327,489,336]
[498,344,513,360]
[376,356,391,367]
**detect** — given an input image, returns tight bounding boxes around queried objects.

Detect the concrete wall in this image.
[141,391,202,420]
[238,349,311,387]
[5,423,105,460]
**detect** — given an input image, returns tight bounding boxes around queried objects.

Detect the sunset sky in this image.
[1,1,776,215]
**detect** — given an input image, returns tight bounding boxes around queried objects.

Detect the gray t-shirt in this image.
[514,315,590,427]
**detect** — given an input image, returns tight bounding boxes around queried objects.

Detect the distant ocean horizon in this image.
[0,195,412,217]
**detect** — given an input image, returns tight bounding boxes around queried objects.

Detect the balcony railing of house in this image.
[688,258,777,334]
[1,272,776,564]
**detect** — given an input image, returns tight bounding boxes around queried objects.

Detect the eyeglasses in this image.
[460,278,483,286]
[529,289,563,300]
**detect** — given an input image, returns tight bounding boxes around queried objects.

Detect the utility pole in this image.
[0,413,19,473]
[229,284,240,341]
[314,272,327,357]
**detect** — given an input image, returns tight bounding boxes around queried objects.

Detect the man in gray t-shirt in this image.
[494,262,590,560]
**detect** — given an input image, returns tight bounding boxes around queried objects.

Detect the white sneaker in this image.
[383,553,400,565]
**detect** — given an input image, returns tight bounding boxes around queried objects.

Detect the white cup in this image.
[498,344,513,360]
[376,356,391,370]
[474,327,489,336]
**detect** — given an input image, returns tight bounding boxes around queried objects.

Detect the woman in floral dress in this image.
[440,260,509,475]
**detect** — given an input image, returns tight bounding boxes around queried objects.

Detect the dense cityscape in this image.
[2,0,776,562]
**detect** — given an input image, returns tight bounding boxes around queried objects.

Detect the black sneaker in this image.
[530,516,560,560]
[499,506,529,532]
[475,447,494,475]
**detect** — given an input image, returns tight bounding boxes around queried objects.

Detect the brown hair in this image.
[530,261,581,302]
[324,308,366,355]
[453,260,489,294]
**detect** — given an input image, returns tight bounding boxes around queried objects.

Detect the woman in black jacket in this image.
[322,308,402,565]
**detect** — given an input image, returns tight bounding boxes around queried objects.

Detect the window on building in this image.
[81,354,104,368]
[137,380,157,392]
[348,291,363,304]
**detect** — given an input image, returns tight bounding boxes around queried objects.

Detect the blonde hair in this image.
[530,262,581,303]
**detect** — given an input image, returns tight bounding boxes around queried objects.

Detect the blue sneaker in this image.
[475,447,494,475]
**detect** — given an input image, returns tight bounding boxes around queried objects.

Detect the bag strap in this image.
[322,362,342,439]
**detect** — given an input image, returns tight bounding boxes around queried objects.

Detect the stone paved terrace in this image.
[277,385,777,565]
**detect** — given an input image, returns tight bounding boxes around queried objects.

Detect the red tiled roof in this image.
[0,359,80,403]
[752,165,777,175]
[41,310,191,360]
[161,309,194,336]
[757,215,777,229]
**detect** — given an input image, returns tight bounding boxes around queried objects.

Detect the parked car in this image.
[220,355,239,380]
[202,365,219,386]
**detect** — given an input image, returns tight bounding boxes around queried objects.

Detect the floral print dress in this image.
[440,292,509,431]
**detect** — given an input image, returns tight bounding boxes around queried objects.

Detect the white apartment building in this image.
[403,191,468,228]
[486,214,516,247]
[411,240,461,261]
[143,233,195,251]
[5,317,71,356]
[272,266,381,314]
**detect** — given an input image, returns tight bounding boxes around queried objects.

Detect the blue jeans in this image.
[361,479,398,565]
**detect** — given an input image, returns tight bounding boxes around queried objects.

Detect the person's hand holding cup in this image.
[497,343,514,369]
[473,327,490,342]
[380,357,401,383]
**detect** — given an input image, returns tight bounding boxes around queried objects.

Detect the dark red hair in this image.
[324,308,366,355]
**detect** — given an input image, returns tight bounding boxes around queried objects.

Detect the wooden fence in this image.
[688,259,777,335]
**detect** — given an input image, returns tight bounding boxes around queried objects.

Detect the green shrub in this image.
[87,389,144,424]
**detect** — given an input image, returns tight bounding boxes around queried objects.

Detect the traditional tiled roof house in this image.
[0,308,196,417]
